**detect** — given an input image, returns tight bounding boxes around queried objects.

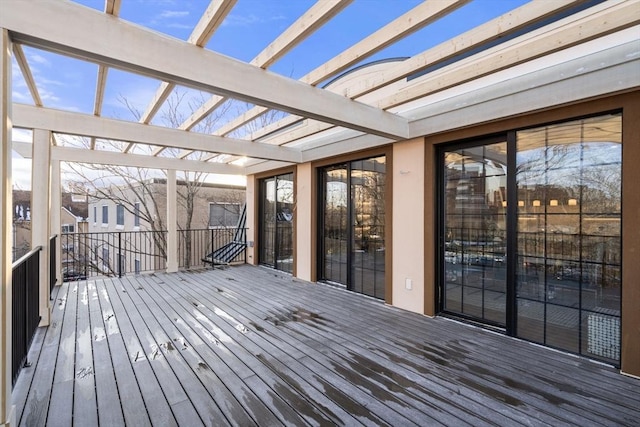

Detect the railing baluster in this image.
[12,246,42,387]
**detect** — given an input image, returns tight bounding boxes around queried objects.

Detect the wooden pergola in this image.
[1,1,639,424]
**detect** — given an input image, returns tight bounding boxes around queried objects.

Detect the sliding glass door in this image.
[442,142,508,326]
[515,115,622,364]
[259,173,294,273]
[439,113,622,365]
[320,156,386,299]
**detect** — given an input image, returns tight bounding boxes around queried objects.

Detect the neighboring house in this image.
[11,190,88,262]
[86,179,245,274]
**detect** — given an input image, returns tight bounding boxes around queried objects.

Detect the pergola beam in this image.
[12,43,42,106]
[51,146,245,175]
[210,0,468,141]
[376,0,640,109]
[254,0,636,148]
[0,0,409,140]
[92,0,121,150]
[12,104,303,163]
[188,0,237,46]
[136,0,237,131]
[343,0,588,98]
[136,0,238,155]
[176,0,353,158]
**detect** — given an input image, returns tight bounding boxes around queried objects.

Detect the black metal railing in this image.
[49,234,57,293]
[60,228,246,280]
[12,246,41,387]
[178,228,246,269]
[61,230,167,279]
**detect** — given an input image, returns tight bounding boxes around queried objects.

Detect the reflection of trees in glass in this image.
[516,113,622,301]
[444,144,507,260]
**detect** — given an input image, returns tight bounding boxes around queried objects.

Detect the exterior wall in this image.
[246,175,256,265]
[87,181,246,273]
[88,182,245,233]
[251,91,639,376]
[392,138,425,314]
[295,163,313,281]
[422,90,640,377]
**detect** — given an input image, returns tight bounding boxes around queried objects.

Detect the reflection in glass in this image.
[443,142,507,326]
[323,166,348,285]
[516,114,622,364]
[321,157,386,299]
[351,157,386,299]
[259,173,294,273]
[260,178,276,267]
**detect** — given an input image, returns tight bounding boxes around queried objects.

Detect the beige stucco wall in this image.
[245,176,256,265]
[295,163,313,281]
[392,138,425,314]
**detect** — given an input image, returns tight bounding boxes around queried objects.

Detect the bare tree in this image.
[63,88,236,270]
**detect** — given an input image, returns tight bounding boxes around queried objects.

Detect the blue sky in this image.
[11,0,530,188]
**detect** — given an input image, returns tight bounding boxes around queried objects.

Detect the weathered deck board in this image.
[214,272,604,423]
[12,265,640,426]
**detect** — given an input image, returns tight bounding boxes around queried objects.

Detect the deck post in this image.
[32,129,51,326]
[166,169,178,272]
[49,161,62,286]
[0,28,15,427]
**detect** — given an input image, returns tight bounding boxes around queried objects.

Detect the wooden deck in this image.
[12,265,640,426]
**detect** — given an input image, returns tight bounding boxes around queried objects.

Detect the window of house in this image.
[93,206,97,224]
[102,205,108,225]
[134,202,140,227]
[61,224,75,234]
[102,247,110,269]
[116,204,125,226]
[209,203,241,228]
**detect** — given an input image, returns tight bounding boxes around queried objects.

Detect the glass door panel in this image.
[515,114,622,364]
[275,173,294,273]
[259,173,295,273]
[323,165,348,285]
[259,178,276,267]
[320,156,387,300]
[351,156,386,299]
[443,142,507,326]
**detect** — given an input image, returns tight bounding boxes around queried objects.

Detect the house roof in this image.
[12,190,89,221]
[3,0,639,177]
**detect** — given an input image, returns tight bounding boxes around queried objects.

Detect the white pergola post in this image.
[0,28,14,427]
[166,169,178,273]
[32,129,51,326]
[50,160,61,287]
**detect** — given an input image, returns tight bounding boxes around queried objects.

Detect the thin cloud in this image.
[223,13,286,27]
[157,10,189,19]
[167,23,192,29]
[28,53,51,67]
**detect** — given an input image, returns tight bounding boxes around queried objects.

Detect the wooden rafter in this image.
[51,146,244,174]
[13,104,303,163]
[12,43,42,106]
[375,0,639,109]
[0,1,409,141]
[252,0,604,147]
[129,0,238,155]
[208,0,469,142]
[92,0,121,150]
[175,0,353,159]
